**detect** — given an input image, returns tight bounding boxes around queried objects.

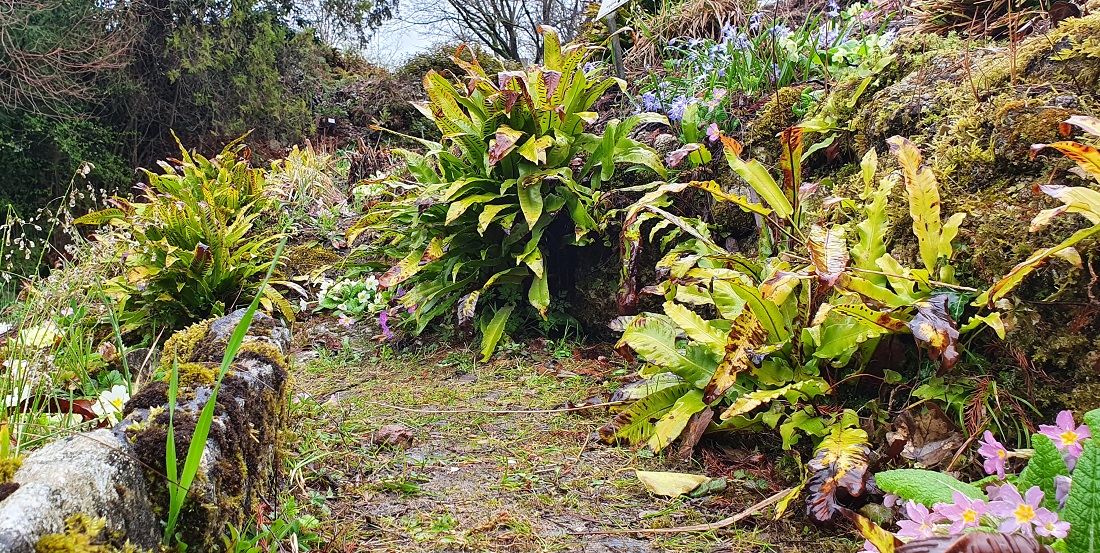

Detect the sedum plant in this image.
[603,129,1003,454]
[76,135,292,333]
[374,27,666,360]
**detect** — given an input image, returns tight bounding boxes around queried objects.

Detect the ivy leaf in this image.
[874,469,985,507]
[1018,433,1069,512]
[1065,437,1100,553]
[806,426,872,525]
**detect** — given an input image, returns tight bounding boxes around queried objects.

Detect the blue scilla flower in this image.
[769,25,791,39]
[826,0,840,17]
[748,13,763,32]
[640,91,663,113]
[667,96,694,121]
[732,32,751,51]
[583,61,599,73]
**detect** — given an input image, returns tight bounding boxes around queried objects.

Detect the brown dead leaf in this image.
[888,404,964,469]
[369,425,414,448]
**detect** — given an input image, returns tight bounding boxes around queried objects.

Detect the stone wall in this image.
[0,309,290,552]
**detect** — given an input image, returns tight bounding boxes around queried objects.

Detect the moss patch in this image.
[34,514,147,553]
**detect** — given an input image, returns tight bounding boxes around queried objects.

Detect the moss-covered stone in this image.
[34,515,146,553]
[120,311,290,550]
[283,244,344,279]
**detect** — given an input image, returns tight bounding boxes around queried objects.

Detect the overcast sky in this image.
[363,11,439,67]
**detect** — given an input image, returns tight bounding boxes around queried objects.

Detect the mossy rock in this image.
[122,310,289,550]
[0,457,21,483]
[283,244,344,279]
[34,515,147,553]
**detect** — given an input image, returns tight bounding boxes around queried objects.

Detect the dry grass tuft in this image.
[626,0,749,69]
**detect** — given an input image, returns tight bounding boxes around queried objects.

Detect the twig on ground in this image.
[567,487,793,536]
[561,431,592,476]
[365,400,630,415]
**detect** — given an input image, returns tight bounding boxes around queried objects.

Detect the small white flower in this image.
[364,275,379,291]
[92,385,130,424]
[337,303,348,311]
[3,385,31,408]
[357,290,370,303]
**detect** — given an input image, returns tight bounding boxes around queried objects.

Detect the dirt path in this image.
[283,326,856,552]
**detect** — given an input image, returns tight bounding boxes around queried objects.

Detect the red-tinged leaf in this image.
[457,291,479,331]
[1066,114,1100,137]
[501,91,521,114]
[489,125,524,166]
[541,70,562,100]
[779,127,804,193]
[895,533,1054,553]
[907,295,960,371]
[806,427,872,525]
[845,511,900,553]
[1030,141,1100,180]
[666,143,702,168]
[1060,121,1074,138]
[14,396,105,428]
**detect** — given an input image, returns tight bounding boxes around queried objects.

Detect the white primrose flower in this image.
[92,385,130,424]
[3,384,31,408]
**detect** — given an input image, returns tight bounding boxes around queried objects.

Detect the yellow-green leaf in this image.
[648,390,707,452]
[635,470,710,497]
[703,310,767,404]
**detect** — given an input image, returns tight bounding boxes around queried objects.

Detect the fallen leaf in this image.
[369,425,414,448]
[636,470,709,497]
[907,295,960,371]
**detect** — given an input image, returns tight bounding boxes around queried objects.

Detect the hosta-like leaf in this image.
[721,135,793,219]
[720,379,829,420]
[888,135,962,273]
[848,512,900,553]
[479,304,514,361]
[907,295,960,370]
[598,383,694,445]
[618,315,717,387]
[703,310,767,404]
[807,224,849,285]
[648,389,707,452]
[635,470,709,497]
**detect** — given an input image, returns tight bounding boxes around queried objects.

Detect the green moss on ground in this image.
[34,515,147,553]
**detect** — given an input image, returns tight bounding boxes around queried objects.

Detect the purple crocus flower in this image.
[896,501,945,540]
[379,309,392,339]
[989,485,1045,536]
[1033,509,1071,539]
[933,492,988,534]
[1039,410,1090,468]
[977,430,1009,479]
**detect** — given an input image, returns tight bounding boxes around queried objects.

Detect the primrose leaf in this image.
[806,426,872,524]
[874,469,986,507]
[635,470,710,497]
[1065,437,1100,553]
